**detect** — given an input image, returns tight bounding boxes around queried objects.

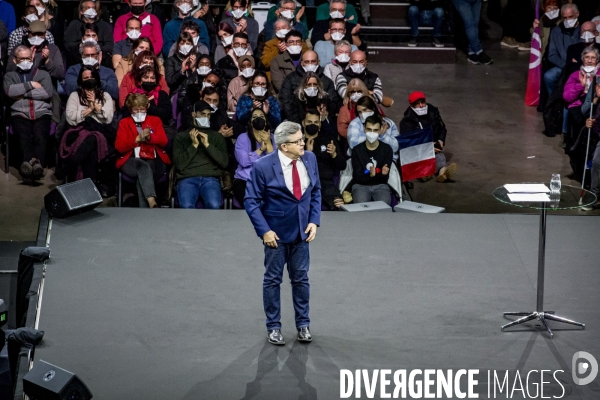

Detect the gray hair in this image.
[79,41,101,55]
[274,121,302,148]
[561,3,578,15]
[274,18,291,30]
[334,39,351,54]
[330,0,347,5]
[582,46,600,63]
[279,0,295,7]
[13,45,30,57]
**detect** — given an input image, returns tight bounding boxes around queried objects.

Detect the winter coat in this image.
[4,68,53,120]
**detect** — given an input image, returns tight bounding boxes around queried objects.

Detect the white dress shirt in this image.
[278,151,310,196]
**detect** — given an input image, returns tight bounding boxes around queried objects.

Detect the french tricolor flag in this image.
[396,127,436,182]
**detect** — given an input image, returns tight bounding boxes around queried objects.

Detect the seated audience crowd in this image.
[2,0,480,211]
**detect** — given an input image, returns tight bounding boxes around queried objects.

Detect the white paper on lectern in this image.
[504,184,550,193]
[507,193,551,202]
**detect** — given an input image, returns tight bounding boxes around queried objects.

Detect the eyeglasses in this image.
[232,42,248,48]
[285,136,305,145]
[28,32,45,37]
[330,28,345,33]
[286,40,302,46]
[280,6,295,11]
[83,53,99,58]
[16,56,32,62]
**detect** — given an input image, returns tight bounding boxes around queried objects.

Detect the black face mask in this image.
[141,82,156,92]
[252,117,266,131]
[131,5,145,15]
[81,79,97,89]
[305,123,319,136]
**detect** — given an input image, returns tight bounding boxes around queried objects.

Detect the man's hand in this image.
[317,103,328,119]
[333,197,344,208]
[382,164,389,176]
[237,18,247,32]
[296,6,305,22]
[277,40,287,53]
[263,99,270,114]
[198,131,209,147]
[586,118,596,129]
[305,223,317,242]
[533,19,539,29]
[305,136,314,152]
[219,124,233,137]
[579,71,587,87]
[41,46,49,59]
[190,129,200,148]
[31,81,42,89]
[380,120,389,134]
[263,230,279,248]
[369,165,376,177]
[141,127,152,141]
[351,24,361,35]
[326,140,336,158]
[252,99,262,108]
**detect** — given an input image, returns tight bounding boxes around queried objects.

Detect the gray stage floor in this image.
[34,209,600,399]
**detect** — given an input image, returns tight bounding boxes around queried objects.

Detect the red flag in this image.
[525,0,541,106]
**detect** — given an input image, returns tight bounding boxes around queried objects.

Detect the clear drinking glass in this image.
[550,174,561,192]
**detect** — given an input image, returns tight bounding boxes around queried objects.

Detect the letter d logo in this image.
[572,351,598,385]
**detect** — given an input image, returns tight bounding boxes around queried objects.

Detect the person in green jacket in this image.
[173,100,229,208]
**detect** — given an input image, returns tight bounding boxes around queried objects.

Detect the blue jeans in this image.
[543,66,562,96]
[451,0,483,54]
[263,240,310,330]
[177,176,222,209]
[408,6,444,37]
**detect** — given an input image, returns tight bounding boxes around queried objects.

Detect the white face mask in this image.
[132,112,147,123]
[359,111,374,122]
[275,29,290,39]
[233,46,247,57]
[336,53,350,63]
[241,67,255,78]
[350,64,365,74]
[35,6,45,15]
[412,105,428,116]
[134,49,142,56]
[127,29,141,40]
[28,36,44,46]
[330,10,344,19]
[303,64,318,73]
[209,103,218,112]
[193,36,199,46]
[83,8,97,19]
[545,9,559,20]
[24,14,38,24]
[17,60,33,71]
[232,9,245,19]
[193,0,199,6]
[581,31,596,43]
[179,3,192,14]
[287,45,302,55]
[138,63,152,69]
[41,0,49,3]
[563,19,577,29]
[252,86,267,97]
[350,92,362,102]
[331,32,344,41]
[582,65,596,73]
[221,35,233,47]
[197,66,211,75]
[202,81,214,89]
[281,10,294,20]
[365,132,379,143]
[179,44,193,55]
[304,87,318,97]
[195,117,210,127]
[82,57,98,66]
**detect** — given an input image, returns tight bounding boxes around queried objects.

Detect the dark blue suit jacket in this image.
[244,150,322,243]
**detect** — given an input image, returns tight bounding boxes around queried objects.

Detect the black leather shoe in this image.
[297,327,312,343]
[267,329,285,345]
[363,17,372,26]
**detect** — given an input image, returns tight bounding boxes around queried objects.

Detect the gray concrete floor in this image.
[1,44,598,242]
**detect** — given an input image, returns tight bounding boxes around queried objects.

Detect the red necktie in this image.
[291,159,302,200]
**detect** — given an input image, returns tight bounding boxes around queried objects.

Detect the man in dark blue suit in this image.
[244,121,322,345]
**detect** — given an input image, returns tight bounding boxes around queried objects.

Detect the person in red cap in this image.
[399,91,457,182]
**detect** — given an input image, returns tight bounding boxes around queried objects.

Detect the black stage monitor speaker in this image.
[23,360,93,400]
[44,179,102,218]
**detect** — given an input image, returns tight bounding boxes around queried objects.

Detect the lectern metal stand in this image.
[501,203,585,338]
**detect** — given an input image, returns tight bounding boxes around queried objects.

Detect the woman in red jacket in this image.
[115,93,171,208]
